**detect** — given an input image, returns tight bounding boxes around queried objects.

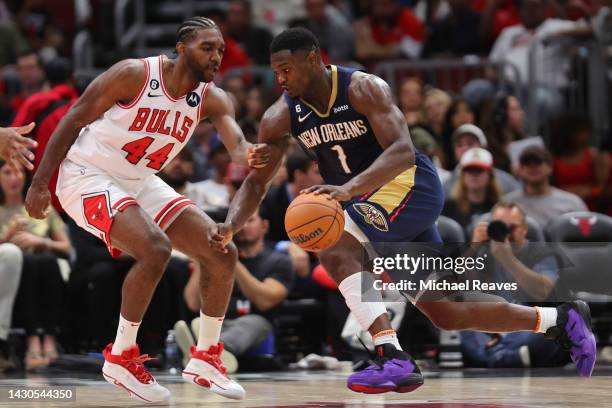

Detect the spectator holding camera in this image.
[462,201,567,368]
[504,145,588,227]
[442,147,502,229]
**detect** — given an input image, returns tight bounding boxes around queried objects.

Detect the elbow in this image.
[398,138,415,168]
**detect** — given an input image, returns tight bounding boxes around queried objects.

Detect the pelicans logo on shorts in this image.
[353,203,389,232]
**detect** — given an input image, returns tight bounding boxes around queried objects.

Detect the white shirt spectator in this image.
[490,18,586,87]
[184,180,229,211]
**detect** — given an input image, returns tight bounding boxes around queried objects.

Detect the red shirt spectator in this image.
[472,0,520,39]
[355,0,425,62]
[219,36,251,75]
[11,78,78,214]
[11,83,77,128]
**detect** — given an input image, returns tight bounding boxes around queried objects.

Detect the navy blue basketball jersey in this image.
[283,65,383,186]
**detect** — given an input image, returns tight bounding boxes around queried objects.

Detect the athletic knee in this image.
[141,233,172,266]
[197,242,238,276]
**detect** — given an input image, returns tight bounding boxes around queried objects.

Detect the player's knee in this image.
[198,241,237,276]
[144,233,172,266]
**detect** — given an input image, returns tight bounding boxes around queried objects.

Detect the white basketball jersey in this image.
[66,55,210,179]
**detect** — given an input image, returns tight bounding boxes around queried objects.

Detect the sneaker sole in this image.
[348,376,424,394]
[102,371,155,403]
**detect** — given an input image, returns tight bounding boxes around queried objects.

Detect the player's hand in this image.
[472,221,489,243]
[300,184,352,201]
[25,181,51,219]
[0,123,38,171]
[210,222,233,253]
[247,143,270,168]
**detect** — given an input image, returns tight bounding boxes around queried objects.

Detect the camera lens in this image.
[487,220,510,242]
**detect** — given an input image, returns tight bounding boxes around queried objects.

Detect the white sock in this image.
[534,307,558,333]
[338,272,387,331]
[111,315,140,354]
[373,329,402,350]
[197,311,224,351]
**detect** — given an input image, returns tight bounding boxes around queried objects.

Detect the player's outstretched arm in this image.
[204,86,270,168]
[25,59,147,219]
[211,97,290,252]
[306,73,416,199]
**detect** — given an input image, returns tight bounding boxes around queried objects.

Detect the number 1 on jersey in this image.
[331,144,351,174]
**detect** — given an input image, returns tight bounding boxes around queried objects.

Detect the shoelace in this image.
[197,344,227,375]
[357,337,389,370]
[122,353,156,383]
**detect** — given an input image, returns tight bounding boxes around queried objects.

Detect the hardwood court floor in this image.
[0,368,610,407]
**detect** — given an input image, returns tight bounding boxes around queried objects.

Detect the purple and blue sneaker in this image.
[545,301,597,377]
[347,343,424,394]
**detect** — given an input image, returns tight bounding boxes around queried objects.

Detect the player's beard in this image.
[187,58,212,83]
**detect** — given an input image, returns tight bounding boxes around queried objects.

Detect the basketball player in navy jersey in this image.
[214,28,596,393]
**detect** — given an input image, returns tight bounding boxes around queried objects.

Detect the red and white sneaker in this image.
[182,342,245,400]
[102,343,170,403]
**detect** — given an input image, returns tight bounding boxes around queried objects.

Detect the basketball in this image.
[284,193,345,252]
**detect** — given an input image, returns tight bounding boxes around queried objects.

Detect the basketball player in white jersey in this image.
[25,17,266,403]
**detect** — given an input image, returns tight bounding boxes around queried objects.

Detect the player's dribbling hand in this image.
[0,123,38,171]
[25,181,51,219]
[247,143,270,168]
[300,184,352,201]
[210,222,233,253]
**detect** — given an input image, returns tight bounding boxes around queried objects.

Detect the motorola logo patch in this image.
[186,92,201,107]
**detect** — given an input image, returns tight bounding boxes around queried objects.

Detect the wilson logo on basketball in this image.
[290,227,324,244]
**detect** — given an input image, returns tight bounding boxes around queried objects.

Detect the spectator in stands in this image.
[442,147,502,228]
[409,0,451,26]
[0,160,71,370]
[462,201,567,368]
[289,0,354,62]
[480,93,528,172]
[0,13,28,66]
[410,125,452,184]
[160,149,226,214]
[204,8,251,75]
[189,134,231,211]
[550,113,608,210]
[474,0,521,46]
[7,51,45,116]
[12,57,77,214]
[184,209,294,370]
[0,242,21,371]
[353,0,425,62]
[441,97,477,168]
[397,77,425,126]
[222,75,248,120]
[187,121,216,182]
[504,145,588,227]
[443,124,521,195]
[423,88,452,140]
[423,0,482,58]
[262,149,323,243]
[244,87,275,125]
[489,0,592,117]
[226,0,274,65]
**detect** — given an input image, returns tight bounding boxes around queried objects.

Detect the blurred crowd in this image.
[1,0,612,374]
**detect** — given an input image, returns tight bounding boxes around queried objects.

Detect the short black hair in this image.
[176,16,219,45]
[44,57,72,86]
[269,27,320,54]
[286,150,314,183]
